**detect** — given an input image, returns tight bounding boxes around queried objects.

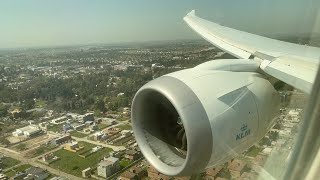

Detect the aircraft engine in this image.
[131,59,280,176]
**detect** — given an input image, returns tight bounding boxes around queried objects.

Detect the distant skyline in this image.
[1,0,319,48]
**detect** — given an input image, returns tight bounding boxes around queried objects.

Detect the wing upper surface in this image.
[184,10,320,93]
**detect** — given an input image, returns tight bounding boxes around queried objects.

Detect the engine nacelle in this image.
[131,59,279,176]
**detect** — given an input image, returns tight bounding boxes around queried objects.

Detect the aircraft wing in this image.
[183,10,320,93]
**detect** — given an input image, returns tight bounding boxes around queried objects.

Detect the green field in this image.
[47,124,63,133]
[35,99,47,108]
[114,136,134,146]
[30,144,58,158]
[97,123,108,130]
[70,131,87,138]
[117,124,132,130]
[50,142,112,177]
[120,159,132,168]
[246,146,262,157]
[0,157,20,169]
[5,164,32,178]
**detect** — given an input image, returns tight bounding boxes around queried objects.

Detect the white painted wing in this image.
[184,10,320,93]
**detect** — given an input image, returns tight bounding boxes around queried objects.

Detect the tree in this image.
[95,98,106,113]
[0,105,8,117]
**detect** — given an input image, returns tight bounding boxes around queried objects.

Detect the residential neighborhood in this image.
[0,40,308,179]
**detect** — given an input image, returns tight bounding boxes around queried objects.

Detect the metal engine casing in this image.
[131,59,280,176]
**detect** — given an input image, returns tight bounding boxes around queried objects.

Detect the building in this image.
[83,113,94,122]
[206,166,223,178]
[49,177,68,180]
[12,125,41,137]
[147,165,171,180]
[10,172,25,180]
[71,123,85,131]
[130,167,147,179]
[97,157,120,178]
[253,155,267,167]
[64,141,84,152]
[25,167,49,180]
[26,108,47,115]
[215,177,228,180]
[125,149,142,161]
[262,147,273,155]
[82,167,91,178]
[42,153,59,163]
[120,171,137,180]
[109,151,124,159]
[122,107,130,116]
[175,177,190,180]
[92,131,107,141]
[228,159,248,178]
[0,173,7,180]
[51,135,71,145]
[106,128,121,136]
[62,123,72,133]
[38,122,49,130]
[240,172,258,180]
[51,116,67,124]
[89,124,99,131]
[121,130,132,137]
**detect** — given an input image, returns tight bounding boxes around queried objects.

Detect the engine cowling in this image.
[131,59,280,176]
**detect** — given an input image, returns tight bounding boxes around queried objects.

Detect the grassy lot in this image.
[35,99,47,108]
[29,144,58,158]
[47,124,63,133]
[0,157,20,169]
[70,131,87,138]
[5,164,32,178]
[114,136,134,146]
[120,159,132,168]
[14,164,32,172]
[117,124,132,130]
[97,123,108,130]
[78,141,95,152]
[16,143,27,151]
[246,146,262,157]
[50,143,113,177]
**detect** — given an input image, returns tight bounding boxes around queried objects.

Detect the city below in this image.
[0,40,308,180]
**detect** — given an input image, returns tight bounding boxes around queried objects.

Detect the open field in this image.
[117,124,132,130]
[245,146,262,157]
[5,164,32,178]
[47,124,63,133]
[113,136,134,146]
[10,134,53,152]
[24,144,58,158]
[119,159,132,168]
[70,131,87,138]
[50,141,112,177]
[97,123,108,130]
[0,156,20,169]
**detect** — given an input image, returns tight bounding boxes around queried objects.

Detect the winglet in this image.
[187,10,196,17]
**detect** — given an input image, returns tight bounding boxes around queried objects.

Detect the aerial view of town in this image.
[0,39,309,180]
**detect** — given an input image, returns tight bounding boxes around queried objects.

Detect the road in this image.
[32,145,63,160]
[0,147,85,180]
[48,120,128,151]
[72,136,126,151]
[72,120,129,151]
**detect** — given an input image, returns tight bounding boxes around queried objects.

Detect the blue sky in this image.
[0,0,319,48]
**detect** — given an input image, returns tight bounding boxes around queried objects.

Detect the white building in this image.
[13,125,41,137]
[97,157,120,178]
[51,116,67,124]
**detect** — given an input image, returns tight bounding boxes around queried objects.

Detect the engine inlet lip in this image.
[131,76,213,176]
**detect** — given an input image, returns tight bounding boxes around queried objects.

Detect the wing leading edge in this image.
[184,10,320,93]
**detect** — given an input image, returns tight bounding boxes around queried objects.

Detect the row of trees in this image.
[0,68,155,115]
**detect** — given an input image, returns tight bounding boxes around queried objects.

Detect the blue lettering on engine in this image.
[236,124,251,141]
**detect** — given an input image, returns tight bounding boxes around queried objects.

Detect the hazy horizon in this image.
[1,0,319,49]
